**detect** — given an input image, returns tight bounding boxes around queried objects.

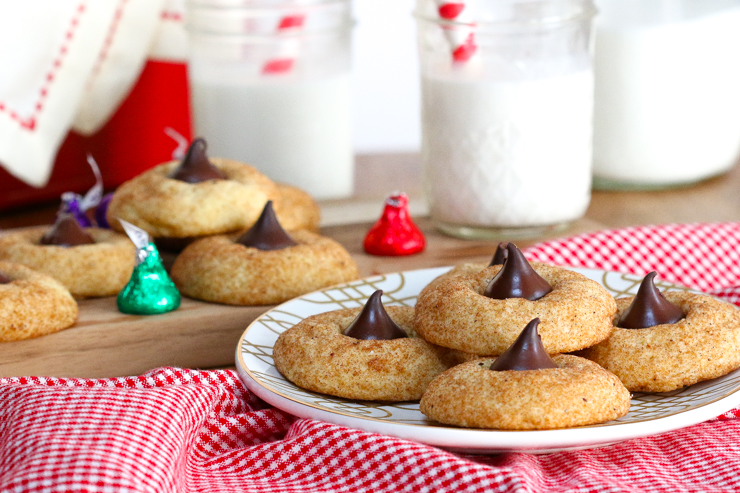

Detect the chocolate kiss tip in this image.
[168,137,226,183]
[483,243,552,301]
[0,271,10,284]
[40,214,95,247]
[617,271,684,329]
[236,201,297,251]
[490,318,558,371]
[488,242,509,267]
[343,290,408,341]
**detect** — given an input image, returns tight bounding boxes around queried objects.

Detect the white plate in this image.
[235,266,740,454]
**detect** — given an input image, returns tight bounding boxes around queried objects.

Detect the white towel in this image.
[0,0,167,188]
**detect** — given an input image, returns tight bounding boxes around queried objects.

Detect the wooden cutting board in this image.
[0,216,603,378]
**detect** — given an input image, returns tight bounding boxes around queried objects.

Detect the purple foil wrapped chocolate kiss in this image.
[484,243,552,301]
[490,318,558,371]
[58,154,105,228]
[236,201,297,251]
[343,290,408,341]
[0,271,11,284]
[60,192,92,228]
[617,271,684,329]
[95,193,114,229]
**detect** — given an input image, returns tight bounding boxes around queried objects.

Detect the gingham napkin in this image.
[3,223,740,493]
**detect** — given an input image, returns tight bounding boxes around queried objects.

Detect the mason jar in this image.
[415,0,598,239]
[186,0,355,200]
[592,0,740,190]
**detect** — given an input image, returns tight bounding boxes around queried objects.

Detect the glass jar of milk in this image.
[593,0,740,190]
[186,0,354,200]
[415,0,597,239]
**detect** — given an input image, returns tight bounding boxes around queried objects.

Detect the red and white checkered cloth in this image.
[3,223,740,493]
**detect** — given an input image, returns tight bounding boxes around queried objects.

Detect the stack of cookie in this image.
[105,137,358,306]
[274,242,740,431]
[0,137,357,347]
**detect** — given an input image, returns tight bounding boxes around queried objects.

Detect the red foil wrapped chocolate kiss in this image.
[363,193,425,256]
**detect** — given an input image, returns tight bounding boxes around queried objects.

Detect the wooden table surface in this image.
[2,153,739,377]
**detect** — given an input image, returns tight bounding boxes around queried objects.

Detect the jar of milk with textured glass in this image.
[415,0,597,239]
[186,0,354,200]
[593,0,740,190]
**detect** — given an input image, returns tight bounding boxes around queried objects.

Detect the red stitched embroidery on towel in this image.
[0,2,87,131]
[90,0,129,77]
[160,11,183,22]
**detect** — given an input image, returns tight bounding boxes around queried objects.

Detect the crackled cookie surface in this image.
[578,291,740,392]
[273,183,321,233]
[273,305,464,401]
[420,354,631,429]
[0,261,78,341]
[0,226,135,298]
[107,157,281,239]
[414,263,617,355]
[171,230,357,305]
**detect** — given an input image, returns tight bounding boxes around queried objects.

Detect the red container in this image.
[0,60,192,212]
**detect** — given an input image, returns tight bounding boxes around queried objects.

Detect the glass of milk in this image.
[186,0,354,200]
[592,0,740,190]
[415,0,598,239]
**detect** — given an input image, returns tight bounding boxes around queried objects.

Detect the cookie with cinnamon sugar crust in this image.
[420,355,631,429]
[0,227,135,298]
[273,306,467,401]
[0,261,78,342]
[170,229,358,306]
[578,292,740,392]
[414,263,617,356]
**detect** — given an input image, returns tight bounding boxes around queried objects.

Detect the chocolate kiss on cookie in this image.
[343,290,408,341]
[484,243,552,301]
[488,242,509,267]
[40,214,95,247]
[0,271,10,284]
[490,318,558,371]
[618,271,684,329]
[236,200,297,251]
[168,138,227,183]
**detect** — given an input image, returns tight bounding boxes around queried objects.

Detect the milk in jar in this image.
[593,0,740,189]
[422,71,594,231]
[415,0,598,238]
[191,75,353,200]
[186,2,354,200]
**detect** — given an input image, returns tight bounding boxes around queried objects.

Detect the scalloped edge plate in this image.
[235,266,740,454]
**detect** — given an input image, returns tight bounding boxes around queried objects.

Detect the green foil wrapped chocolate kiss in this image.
[117,242,181,315]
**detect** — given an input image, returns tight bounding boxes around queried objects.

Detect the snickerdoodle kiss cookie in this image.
[420,318,631,430]
[0,215,135,298]
[106,138,320,244]
[0,261,78,341]
[414,243,617,356]
[170,201,357,305]
[578,271,740,392]
[274,290,465,401]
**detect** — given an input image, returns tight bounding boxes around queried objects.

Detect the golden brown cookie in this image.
[0,261,78,341]
[107,158,281,238]
[414,263,617,355]
[170,229,358,305]
[0,227,135,298]
[577,292,740,392]
[273,306,466,401]
[420,355,631,429]
[274,183,321,233]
